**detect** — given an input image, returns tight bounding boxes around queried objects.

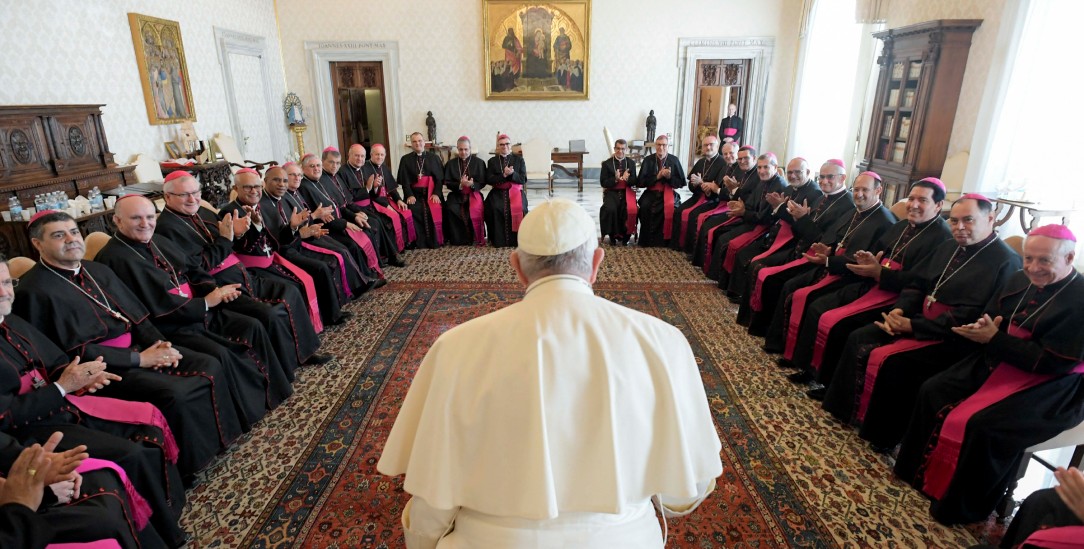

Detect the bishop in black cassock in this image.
[599,141,639,246]
[338,145,407,264]
[485,135,529,248]
[692,148,755,267]
[636,140,686,248]
[397,135,447,249]
[705,156,786,282]
[442,139,488,246]
[678,142,737,255]
[358,145,416,253]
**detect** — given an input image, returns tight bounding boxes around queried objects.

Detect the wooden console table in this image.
[550,149,588,192]
[993,198,1076,234]
[160,160,232,207]
[0,208,117,261]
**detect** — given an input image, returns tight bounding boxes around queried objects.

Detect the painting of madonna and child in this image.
[484,0,590,99]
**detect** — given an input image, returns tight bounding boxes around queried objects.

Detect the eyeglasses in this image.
[497,142,511,146]
[786,170,805,176]
[817,174,841,181]
[165,190,201,199]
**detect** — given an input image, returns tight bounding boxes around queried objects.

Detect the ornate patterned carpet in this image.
[180,245,1004,548]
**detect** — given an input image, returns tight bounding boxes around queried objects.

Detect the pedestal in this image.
[290,124,307,157]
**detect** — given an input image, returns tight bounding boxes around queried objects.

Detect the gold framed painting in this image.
[128,13,197,125]
[483,0,590,100]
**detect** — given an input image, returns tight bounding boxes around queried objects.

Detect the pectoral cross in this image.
[261,243,273,256]
[31,374,46,390]
[925,294,937,310]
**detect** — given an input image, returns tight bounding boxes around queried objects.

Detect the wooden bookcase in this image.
[859,20,981,204]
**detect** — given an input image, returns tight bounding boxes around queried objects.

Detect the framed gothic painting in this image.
[128,13,197,125]
[483,0,591,100]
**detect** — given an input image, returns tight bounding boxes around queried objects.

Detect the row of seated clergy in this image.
[324,134,528,249]
[690,153,1084,529]
[0,179,355,545]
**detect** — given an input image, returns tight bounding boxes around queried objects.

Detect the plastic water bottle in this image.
[90,187,104,212]
[8,196,23,221]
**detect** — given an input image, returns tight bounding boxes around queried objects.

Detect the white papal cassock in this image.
[378,274,723,548]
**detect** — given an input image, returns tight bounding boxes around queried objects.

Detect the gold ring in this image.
[28,468,37,477]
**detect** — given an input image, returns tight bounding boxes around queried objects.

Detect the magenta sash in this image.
[17,372,179,464]
[167,282,192,298]
[393,203,417,243]
[783,249,847,360]
[97,332,132,349]
[75,457,151,530]
[492,182,526,231]
[752,222,794,263]
[922,324,1084,500]
[647,183,676,240]
[696,203,730,238]
[352,198,371,208]
[678,196,706,248]
[413,176,444,246]
[723,128,738,137]
[301,241,357,296]
[723,225,769,273]
[854,300,952,422]
[372,201,406,251]
[209,253,241,276]
[811,259,903,370]
[750,256,806,312]
[466,190,486,245]
[614,182,639,237]
[236,253,322,333]
[47,540,123,549]
[1022,526,1084,548]
[702,216,741,276]
[346,228,382,274]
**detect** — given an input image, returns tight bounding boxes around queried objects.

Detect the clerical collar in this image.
[857,201,882,214]
[964,231,998,251]
[1035,269,1078,292]
[348,163,363,171]
[41,259,80,276]
[825,186,847,196]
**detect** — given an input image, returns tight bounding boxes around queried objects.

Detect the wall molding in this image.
[214,27,285,161]
[305,40,403,170]
[674,36,775,159]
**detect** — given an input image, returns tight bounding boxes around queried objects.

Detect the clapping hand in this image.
[846,250,885,280]
[139,341,182,369]
[289,208,310,230]
[874,308,911,336]
[804,242,831,265]
[786,199,811,219]
[951,314,1002,344]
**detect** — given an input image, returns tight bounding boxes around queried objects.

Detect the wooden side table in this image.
[0,209,117,260]
[993,199,1076,234]
[550,149,588,192]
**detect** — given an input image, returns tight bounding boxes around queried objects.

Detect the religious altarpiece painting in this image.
[128,13,197,125]
[484,0,590,100]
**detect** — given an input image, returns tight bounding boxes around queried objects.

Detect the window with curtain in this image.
[789,0,863,166]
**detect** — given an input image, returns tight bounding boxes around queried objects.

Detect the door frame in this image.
[674,37,774,161]
[214,27,284,161]
[307,40,404,173]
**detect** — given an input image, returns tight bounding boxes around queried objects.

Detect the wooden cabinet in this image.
[0,104,135,257]
[859,20,981,204]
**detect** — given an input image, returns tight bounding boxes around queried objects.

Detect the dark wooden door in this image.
[330,62,389,152]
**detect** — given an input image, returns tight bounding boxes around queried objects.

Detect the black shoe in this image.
[806,386,827,400]
[330,311,353,325]
[371,278,388,290]
[776,357,795,368]
[763,344,782,355]
[787,370,813,384]
[304,353,333,365]
[869,442,895,454]
[389,257,408,267]
[726,292,741,304]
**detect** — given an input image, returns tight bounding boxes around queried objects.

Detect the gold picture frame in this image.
[483,0,590,100]
[164,141,182,158]
[128,13,197,125]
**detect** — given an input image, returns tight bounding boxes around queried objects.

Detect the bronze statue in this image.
[426,111,437,143]
[646,109,656,142]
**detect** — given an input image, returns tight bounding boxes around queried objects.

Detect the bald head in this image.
[348,144,366,167]
[785,157,809,187]
[113,196,158,243]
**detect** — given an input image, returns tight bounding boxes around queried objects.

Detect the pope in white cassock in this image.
[378,198,723,548]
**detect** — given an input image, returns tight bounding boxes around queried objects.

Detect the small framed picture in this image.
[165,141,182,158]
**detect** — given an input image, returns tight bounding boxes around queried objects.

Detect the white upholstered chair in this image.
[7,257,35,279]
[521,138,554,195]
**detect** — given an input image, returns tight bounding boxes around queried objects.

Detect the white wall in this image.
[276,0,802,172]
[0,0,291,165]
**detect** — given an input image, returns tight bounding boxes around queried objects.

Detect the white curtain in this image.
[787,0,865,167]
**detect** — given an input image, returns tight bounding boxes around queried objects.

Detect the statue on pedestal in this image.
[426,111,437,143]
[646,109,656,142]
